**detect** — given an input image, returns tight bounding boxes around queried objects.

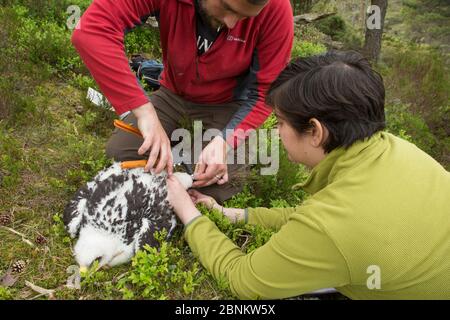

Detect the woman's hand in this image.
[188,189,220,210]
[167,175,201,225]
[188,190,244,223]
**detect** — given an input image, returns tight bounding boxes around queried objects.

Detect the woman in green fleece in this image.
[167,51,450,300]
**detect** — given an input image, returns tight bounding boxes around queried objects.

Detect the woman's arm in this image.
[246,207,297,230]
[184,209,350,299]
[189,189,296,229]
[168,176,350,299]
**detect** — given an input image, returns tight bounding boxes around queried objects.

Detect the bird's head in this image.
[74,225,127,273]
[172,172,193,190]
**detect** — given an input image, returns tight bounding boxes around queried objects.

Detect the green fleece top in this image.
[184,132,450,299]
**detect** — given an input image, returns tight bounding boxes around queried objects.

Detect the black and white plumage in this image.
[63,162,193,271]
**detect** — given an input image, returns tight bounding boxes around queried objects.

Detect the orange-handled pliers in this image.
[113,119,143,138]
[113,120,148,169]
[113,120,194,177]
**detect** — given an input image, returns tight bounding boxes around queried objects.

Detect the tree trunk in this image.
[360,0,366,30]
[362,0,388,62]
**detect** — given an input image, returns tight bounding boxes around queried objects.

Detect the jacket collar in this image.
[294,131,385,195]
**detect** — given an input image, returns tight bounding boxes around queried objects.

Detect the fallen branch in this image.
[25,281,55,299]
[1,226,34,247]
[294,12,336,24]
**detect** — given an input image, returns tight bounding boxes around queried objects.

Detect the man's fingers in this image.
[192,180,206,188]
[194,164,225,182]
[194,167,217,182]
[217,172,229,185]
[146,141,161,172]
[138,137,153,156]
[166,151,174,176]
[194,162,207,176]
[193,168,227,187]
[193,174,223,188]
[154,142,169,174]
[203,177,219,187]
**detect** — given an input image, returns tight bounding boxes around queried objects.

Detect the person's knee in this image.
[105,138,123,162]
[105,142,117,161]
[105,135,147,162]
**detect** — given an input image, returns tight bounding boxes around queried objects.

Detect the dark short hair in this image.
[266,50,386,153]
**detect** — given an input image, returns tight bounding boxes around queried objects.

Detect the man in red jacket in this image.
[72,0,294,202]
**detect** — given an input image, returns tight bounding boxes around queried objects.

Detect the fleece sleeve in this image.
[246,207,297,231]
[71,0,160,115]
[184,208,350,299]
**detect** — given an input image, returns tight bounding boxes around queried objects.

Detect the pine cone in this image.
[0,213,13,226]
[11,260,26,274]
[35,235,47,245]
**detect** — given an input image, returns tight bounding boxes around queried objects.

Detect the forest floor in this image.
[0,0,448,300]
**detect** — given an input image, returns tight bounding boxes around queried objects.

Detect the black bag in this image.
[130,54,164,90]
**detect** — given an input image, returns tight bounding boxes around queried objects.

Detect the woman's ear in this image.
[308,118,328,148]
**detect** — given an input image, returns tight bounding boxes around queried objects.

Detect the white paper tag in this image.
[87,87,109,107]
[86,87,130,119]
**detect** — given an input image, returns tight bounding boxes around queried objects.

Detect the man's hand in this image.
[132,102,173,175]
[193,135,230,188]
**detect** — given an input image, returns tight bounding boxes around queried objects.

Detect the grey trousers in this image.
[105,86,249,204]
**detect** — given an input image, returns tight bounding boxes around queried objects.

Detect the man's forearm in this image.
[71,0,159,115]
[132,101,158,118]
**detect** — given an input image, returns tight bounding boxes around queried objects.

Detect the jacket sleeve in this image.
[246,207,297,230]
[71,0,160,115]
[223,0,294,148]
[184,207,350,299]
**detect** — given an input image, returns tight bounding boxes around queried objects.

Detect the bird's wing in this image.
[134,219,158,253]
[134,205,177,252]
[63,184,90,238]
[63,162,123,238]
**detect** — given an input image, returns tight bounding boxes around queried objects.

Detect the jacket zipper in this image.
[194,25,230,81]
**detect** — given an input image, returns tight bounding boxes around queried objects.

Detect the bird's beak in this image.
[79,266,88,274]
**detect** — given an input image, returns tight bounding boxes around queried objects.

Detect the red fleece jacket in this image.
[71,0,293,147]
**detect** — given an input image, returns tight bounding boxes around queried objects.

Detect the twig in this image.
[115,272,129,282]
[25,281,55,299]
[1,226,35,247]
[29,293,46,300]
[293,12,336,24]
